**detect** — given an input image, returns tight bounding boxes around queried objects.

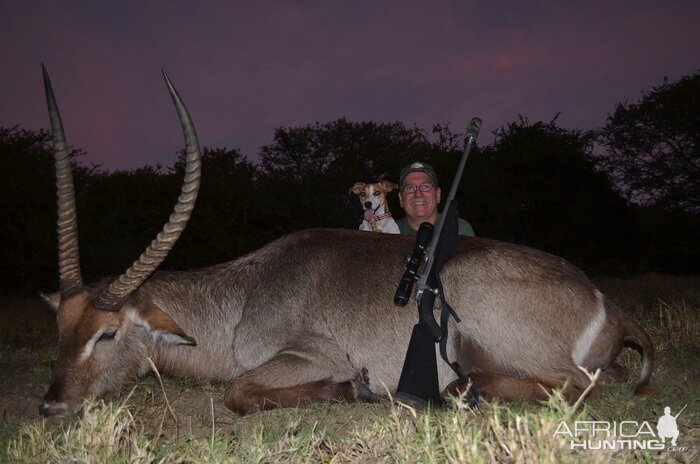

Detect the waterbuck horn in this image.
[43,65,83,295]
[93,71,202,310]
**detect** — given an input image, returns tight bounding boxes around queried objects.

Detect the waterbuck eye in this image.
[98,329,117,342]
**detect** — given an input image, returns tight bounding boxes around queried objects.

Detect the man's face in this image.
[399,171,441,223]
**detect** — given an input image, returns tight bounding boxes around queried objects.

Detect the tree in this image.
[0,127,58,293]
[460,117,634,272]
[597,72,700,212]
[76,164,178,280]
[169,147,263,266]
[258,119,432,233]
[0,126,94,293]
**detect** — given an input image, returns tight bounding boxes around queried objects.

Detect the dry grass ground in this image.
[1,274,698,463]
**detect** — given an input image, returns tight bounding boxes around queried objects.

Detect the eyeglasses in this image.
[401,183,435,194]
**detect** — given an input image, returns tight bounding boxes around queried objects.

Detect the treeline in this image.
[2,73,698,295]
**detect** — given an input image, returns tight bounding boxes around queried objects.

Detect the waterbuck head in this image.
[39,66,201,417]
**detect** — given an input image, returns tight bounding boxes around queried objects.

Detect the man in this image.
[657,406,680,446]
[396,162,475,236]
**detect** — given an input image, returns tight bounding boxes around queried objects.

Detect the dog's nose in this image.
[364,201,372,209]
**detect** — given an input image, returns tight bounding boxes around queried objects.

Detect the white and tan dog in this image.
[349,180,401,234]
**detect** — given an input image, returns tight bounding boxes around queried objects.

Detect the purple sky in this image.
[2,1,698,171]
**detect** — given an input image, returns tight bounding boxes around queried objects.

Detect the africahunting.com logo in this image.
[553,405,688,451]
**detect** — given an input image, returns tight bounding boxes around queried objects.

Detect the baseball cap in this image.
[399,162,439,186]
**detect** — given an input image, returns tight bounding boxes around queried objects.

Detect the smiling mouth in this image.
[410,200,428,206]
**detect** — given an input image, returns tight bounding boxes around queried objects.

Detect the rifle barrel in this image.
[417,117,481,297]
[674,404,687,419]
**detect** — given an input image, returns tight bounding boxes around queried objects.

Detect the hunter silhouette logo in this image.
[657,405,686,446]
[553,404,689,451]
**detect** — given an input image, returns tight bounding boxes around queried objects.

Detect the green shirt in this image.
[396,215,475,237]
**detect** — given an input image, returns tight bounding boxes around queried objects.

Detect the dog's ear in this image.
[349,182,366,195]
[378,180,399,193]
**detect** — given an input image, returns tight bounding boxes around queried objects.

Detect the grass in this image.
[8,388,693,463]
[2,274,699,463]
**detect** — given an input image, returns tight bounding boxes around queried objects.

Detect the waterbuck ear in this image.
[40,292,61,312]
[130,302,197,346]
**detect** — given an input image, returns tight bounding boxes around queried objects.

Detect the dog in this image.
[349,180,401,234]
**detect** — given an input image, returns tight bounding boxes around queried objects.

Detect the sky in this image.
[2,1,698,171]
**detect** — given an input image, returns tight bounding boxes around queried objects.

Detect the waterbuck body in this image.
[39,69,653,417]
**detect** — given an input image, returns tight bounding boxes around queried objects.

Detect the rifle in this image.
[674,404,687,419]
[394,118,482,408]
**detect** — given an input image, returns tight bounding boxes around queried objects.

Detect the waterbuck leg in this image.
[224,353,375,415]
[443,372,596,403]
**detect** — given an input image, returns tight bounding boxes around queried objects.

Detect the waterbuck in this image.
[38,69,654,417]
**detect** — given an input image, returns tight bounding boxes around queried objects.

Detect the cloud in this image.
[1,1,698,170]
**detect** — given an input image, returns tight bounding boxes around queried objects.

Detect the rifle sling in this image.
[435,276,480,406]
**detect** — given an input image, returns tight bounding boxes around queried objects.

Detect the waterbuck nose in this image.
[364,201,372,209]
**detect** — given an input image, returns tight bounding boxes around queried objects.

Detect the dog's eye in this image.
[373,191,381,196]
